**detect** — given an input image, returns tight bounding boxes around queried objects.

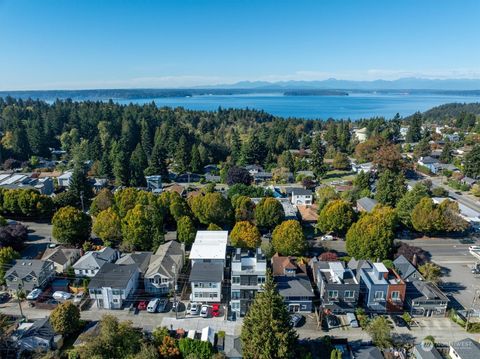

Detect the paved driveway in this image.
[17,220,54,259]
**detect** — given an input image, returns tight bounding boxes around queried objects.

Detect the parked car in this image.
[290,314,305,328]
[0,293,11,303]
[171,300,181,312]
[200,305,212,318]
[52,291,72,301]
[157,299,168,313]
[48,243,57,248]
[212,303,220,317]
[346,312,359,328]
[147,299,160,313]
[391,315,407,328]
[326,314,340,329]
[321,235,334,241]
[26,288,43,301]
[188,302,201,315]
[137,301,148,311]
[469,246,480,251]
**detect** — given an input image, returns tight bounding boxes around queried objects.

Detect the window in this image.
[232,276,240,284]
[232,302,240,310]
[391,291,401,300]
[374,291,385,301]
[257,276,266,284]
[327,290,338,299]
[344,290,355,299]
[231,291,240,300]
[112,289,121,295]
[113,299,118,303]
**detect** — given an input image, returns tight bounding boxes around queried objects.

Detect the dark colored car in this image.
[391,315,407,327]
[290,314,305,328]
[326,315,340,329]
[227,310,236,321]
[137,301,148,311]
[0,293,11,303]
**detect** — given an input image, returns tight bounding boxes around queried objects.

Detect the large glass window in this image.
[374,291,385,301]
[327,290,338,299]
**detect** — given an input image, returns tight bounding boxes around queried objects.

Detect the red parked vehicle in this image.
[137,301,148,310]
[212,303,221,317]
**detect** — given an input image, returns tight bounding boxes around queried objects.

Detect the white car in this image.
[188,302,201,315]
[200,305,212,318]
[147,298,160,313]
[321,235,334,241]
[469,246,480,251]
[52,291,72,301]
[26,288,42,301]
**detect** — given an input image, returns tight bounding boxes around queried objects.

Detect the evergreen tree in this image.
[190,144,202,173]
[145,138,169,179]
[68,163,93,208]
[439,140,453,164]
[129,144,148,187]
[406,112,423,143]
[174,135,190,173]
[241,272,298,359]
[231,130,242,164]
[111,142,129,186]
[98,150,112,178]
[375,170,406,207]
[11,124,31,161]
[311,133,327,179]
[464,144,480,178]
[241,133,266,165]
[140,119,153,160]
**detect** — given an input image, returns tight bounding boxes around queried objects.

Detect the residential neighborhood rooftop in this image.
[189,231,228,260]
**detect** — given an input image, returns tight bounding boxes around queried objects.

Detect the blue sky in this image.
[0,0,479,90]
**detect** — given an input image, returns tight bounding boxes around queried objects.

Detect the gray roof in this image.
[357,197,378,212]
[408,280,449,302]
[224,335,242,358]
[347,258,372,281]
[116,252,153,274]
[41,246,81,266]
[5,260,53,280]
[393,255,420,281]
[291,188,313,196]
[413,344,443,359]
[19,317,56,341]
[72,247,117,270]
[88,263,139,289]
[353,346,384,359]
[189,262,224,282]
[419,156,439,164]
[274,275,315,298]
[450,338,480,359]
[145,241,184,279]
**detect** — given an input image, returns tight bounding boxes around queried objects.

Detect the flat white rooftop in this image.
[190,230,228,260]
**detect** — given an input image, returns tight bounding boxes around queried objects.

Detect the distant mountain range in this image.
[204,77,480,91]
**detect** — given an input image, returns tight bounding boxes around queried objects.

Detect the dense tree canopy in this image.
[346,206,397,260]
[230,221,261,249]
[255,197,285,230]
[93,208,122,246]
[52,206,92,246]
[49,302,81,336]
[317,199,355,236]
[272,220,306,256]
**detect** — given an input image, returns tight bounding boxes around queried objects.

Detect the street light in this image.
[17,284,24,319]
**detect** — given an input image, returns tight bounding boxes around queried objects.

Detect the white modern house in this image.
[73,247,119,277]
[88,263,140,309]
[230,248,266,317]
[189,231,228,303]
[57,171,73,188]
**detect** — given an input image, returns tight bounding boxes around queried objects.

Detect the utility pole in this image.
[466,288,480,331]
[16,284,24,319]
[172,264,178,320]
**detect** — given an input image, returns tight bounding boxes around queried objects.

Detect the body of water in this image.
[116,92,480,119]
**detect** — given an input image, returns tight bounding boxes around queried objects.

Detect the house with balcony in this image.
[359,262,405,313]
[317,261,360,313]
[271,254,315,312]
[4,260,55,293]
[230,248,266,317]
[290,188,313,206]
[144,241,184,295]
[88,263,140,309]
[189,231,228,303]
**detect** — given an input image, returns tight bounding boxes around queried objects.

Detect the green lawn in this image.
[320,170,356,184]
